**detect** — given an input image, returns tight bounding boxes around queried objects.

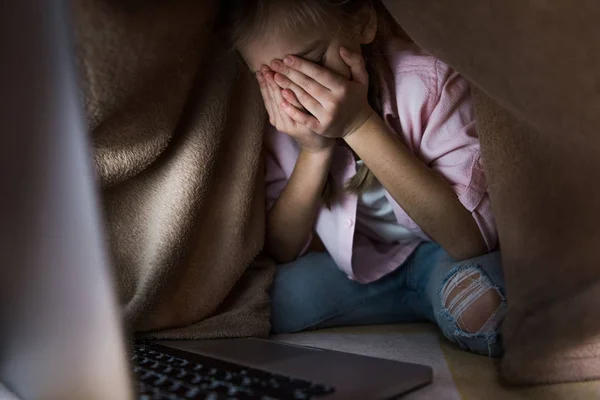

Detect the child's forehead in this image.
[242,31,328,71]
[262,22,328,47]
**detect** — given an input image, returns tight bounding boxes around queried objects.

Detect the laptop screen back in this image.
[0,1,133,398]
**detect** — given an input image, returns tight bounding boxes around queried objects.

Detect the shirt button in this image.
[346,218,354,228]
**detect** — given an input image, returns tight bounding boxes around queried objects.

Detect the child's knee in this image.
[441,266,505,335]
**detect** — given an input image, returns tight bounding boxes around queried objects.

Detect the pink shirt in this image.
[264,38,497,283]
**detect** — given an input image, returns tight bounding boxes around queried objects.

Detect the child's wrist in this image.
[343,107,376,140]
[300,144,335,159]
[344,110,380,145]
[297,147,335,182]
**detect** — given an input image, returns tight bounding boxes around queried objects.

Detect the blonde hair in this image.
[221,0,397,204]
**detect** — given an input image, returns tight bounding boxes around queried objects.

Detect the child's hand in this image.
[270,47,374,139]
[257,67,335,154]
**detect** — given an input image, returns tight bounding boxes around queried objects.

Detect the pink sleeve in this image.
[411,62,498,250]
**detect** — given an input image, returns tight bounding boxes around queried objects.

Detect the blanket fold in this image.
[73,0,274,337]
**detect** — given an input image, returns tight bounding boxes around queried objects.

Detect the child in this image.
[224,0,506,356]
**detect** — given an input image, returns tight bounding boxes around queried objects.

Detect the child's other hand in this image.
[257,67,335,154]
[270,47,374,139]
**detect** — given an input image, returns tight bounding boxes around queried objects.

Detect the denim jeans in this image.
[270,242,506,357]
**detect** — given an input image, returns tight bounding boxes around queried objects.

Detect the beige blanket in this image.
[74,0,600,385]
[73,0,273,338]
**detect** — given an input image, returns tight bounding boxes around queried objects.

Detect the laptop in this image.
[0,1,432,399]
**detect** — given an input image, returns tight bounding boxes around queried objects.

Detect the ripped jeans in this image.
[270,242,506,357]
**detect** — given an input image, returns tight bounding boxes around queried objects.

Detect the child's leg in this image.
[270,252,419,334]
[409,242,506,356]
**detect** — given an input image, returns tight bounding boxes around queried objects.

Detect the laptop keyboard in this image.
[132,342,336,400]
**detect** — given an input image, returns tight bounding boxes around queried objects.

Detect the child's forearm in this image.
[266,148,334,263]
[345,115,488,260]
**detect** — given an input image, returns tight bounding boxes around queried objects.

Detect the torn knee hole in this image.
[441,269,504,334]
